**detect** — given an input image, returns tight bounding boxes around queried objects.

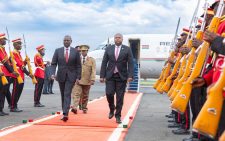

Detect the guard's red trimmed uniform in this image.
[10,48,30,110]
[0,46,14,77]
[33,45,45,106]
[12,50,26,79]
[203,16,225,86]
[202,15,225,140]
[0,45,14,113]
[34,53,45,79]
[212,17,225,83]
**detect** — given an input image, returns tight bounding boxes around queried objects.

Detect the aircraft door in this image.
[129,39,140,63]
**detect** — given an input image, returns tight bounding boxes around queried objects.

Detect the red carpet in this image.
[0,93,142,141]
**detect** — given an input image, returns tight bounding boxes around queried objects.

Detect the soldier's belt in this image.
[36,67,44,70]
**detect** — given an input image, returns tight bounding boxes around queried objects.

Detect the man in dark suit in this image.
[100,33,134,123]
[43,61,51,94]
[51,35,81,122]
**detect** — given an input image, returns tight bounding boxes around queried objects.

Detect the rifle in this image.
[193,58,225,139]
[155,18,181,92]
[153,67,165,89]
[171,0,224,114]
[169,55,187,101]
[23,34,37,84]
[166,29,195,95]
[162,18,181,92]
[162,53,182,93]
[170,0,206,101]
[170,17,181,51]
[6,27,23,84]
[156,51,175,94]
[166,0,201,96]
[107,37,110,47]
[156,19,183,93]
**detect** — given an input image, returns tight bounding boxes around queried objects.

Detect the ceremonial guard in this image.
[0,33,18,116]
[34,45,45,107]
[10,38,33,112]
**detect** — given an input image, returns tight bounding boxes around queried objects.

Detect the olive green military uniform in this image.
[72,45,96,113]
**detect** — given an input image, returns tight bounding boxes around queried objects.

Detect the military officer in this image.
[34,45,45,107]
[71,45,96,114]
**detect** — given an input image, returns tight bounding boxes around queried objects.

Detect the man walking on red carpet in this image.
[100,33,134,123]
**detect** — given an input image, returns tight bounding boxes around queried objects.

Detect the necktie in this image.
[114,46,119,73]
[83,57,85,64]
[115,46,119,60]
[65,48,69,63]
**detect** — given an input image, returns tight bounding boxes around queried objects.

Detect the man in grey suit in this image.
[100,33,134,123]
[51,35,81,122]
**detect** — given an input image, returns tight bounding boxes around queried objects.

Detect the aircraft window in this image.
[160,42,165,46]
[166,42,171,46]
[160,42,171,46]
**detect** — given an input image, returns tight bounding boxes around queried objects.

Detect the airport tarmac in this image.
[0,78,189,141]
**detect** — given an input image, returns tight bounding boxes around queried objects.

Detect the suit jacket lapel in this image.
[61,47,66,63]
[112,45,116,61]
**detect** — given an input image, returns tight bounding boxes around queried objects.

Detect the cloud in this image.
[0,0,214,60]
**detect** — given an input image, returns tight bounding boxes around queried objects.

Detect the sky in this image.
[0,0,215,61]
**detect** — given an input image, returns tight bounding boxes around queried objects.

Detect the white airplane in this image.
[88,34,174,79]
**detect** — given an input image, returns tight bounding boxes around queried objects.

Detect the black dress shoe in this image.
[2,111,9,115]
[168,123,180,128]
[79,105,82,110]
[0,112,5,116]
[83,109,87,114]
[50,92,54,94]
[165,114,170,117]
[61,116,68,122]
[172,128,190,135]
[71,108,77,114]
[0,111,9,116]
[165,113,173,118]
[34,103,45,107]
[168,119,175,123]
[39,104,45,107]
[199,136,214,141]
[167,115,174,118]
[183,136,199,141]
[116,117,122,124]
[10,108,23,112]
[42,92,49,94]
[108,112,114,119]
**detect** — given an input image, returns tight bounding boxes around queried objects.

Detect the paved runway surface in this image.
[0,78,189,141]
